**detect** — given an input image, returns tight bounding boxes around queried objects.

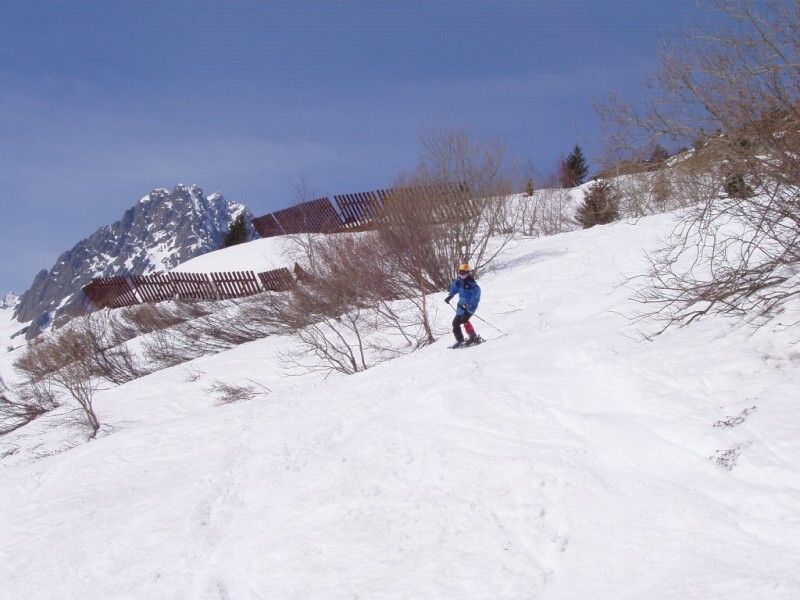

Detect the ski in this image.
[449,337,485,349]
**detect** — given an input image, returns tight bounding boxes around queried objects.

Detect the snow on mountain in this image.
[0,213,798,599]
[13,184,255,339]
[1,292,17,310]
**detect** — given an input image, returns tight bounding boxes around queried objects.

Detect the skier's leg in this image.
[463,314,478,343]
[451,314,465,342]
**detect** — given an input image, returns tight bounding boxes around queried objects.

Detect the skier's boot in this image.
[450,337,465,349]
[464,332,480,346]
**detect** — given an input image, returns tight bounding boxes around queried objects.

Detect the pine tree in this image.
[575,180,619,229]
[559,145,589,188]
[222,214,248,248]
[649,144,670,163]
[524,178,534,196]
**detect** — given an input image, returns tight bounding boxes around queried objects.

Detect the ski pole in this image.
[447,302,508,337]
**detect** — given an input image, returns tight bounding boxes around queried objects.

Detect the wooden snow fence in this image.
[251,213,284,238]
[211,271,262,299]
[82,276,140,309]
[83,267,298,310]
[169,273,218,301]
[375,182,477,226]
[251,183,472,239]
[333,190,387,230]
[258,267,294,292]
[130,273,176,303]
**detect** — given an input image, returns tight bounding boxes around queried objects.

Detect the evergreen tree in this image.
[524,178,534,196]
[575,180,619,229]
[649,144,670,163]
[222,214,248,248]
[559,145,589,188]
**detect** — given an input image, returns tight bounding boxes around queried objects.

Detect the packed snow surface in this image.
[1,213,798,599]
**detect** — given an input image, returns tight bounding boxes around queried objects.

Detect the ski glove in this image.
[444,295,453,304]
[463,302,473,310]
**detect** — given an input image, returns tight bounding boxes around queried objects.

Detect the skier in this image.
[444,263,481,348]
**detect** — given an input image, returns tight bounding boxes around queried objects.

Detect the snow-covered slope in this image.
[1,213,798,599]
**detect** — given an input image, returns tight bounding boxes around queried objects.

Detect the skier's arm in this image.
[446,280,459,300]
[471,285,481,311]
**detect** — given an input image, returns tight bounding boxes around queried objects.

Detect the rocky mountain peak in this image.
[14,185,256,338]
[1,292,17,310]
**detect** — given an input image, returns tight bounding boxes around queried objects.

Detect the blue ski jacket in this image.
[448,275,481,315]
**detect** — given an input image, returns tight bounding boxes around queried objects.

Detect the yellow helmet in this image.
[457,263,471,273]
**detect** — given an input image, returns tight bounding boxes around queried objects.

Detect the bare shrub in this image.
[597,0,800,329]
[0,374,58,435]
[272,231,432,376]
[14,311,145,387]
[78,311,145,384]
[378,126,518,290]
[613,170,672,218]
[141,325,206,369]
[13,322,105,437]
[52,359,101,438]
[116,302,192,336]
[184,365,205,382]
[204,379,261,405]
[136,299,275,371]
[534,187,575,236]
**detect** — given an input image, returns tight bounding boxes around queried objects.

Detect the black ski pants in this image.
[452,312,475,342]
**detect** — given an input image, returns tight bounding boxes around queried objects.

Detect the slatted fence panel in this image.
[211,271,262,299]
[257,267,294,291]
[82,277,139,309]
[130,273,176,303]
[273,197,343,234]
[334,190,386,229]
[376,183,473,226]
[251,213,285,238]
[168,272,218,301]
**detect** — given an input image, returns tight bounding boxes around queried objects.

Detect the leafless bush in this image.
[184,365,205,382]
[281,310,369,376]
[137,293,294,371]
[534,187,576,236]
[634,194,800,334]
[14,311,145,386]
[271,231,436,376]
[713,405,757,429]
[141,326,202,369]
[613,171,671,218]
[52,359,101,438]
[379,126,518,289]
[709,445,747,470]
[115,302,194,337]
[79,311,145,384]
[12,321,106,437]
[598,0,800,329]
[0,374,58,435]
[204,379,262,405]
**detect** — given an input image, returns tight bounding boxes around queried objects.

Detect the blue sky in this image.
[0,1,716,296]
